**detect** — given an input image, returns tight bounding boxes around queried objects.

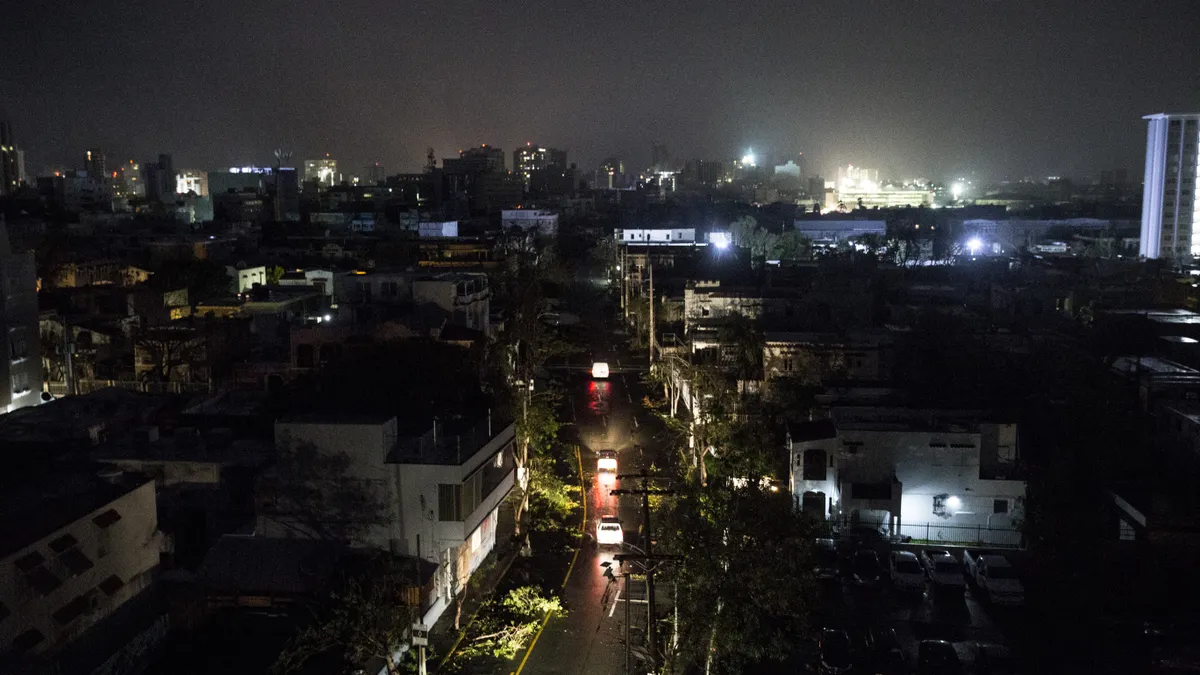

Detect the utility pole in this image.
[647,254,655,368]
[612,473,676,671]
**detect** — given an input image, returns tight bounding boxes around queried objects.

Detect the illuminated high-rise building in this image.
[115,159,143,199]
[0,221,41,412]
[512,144,567,190]
[84,148,106,176]
[1,121,20,196]
[175,169,209,196]
[303,156,339,188]
[1139,113,1200,259]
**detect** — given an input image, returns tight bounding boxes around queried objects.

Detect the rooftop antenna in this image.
[426,147,436,172]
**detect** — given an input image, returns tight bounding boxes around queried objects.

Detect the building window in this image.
[993,499,1009,514]
[802,449,827,481]
[11,629,44,654]
[997,444,1015,463]
[1119,518,1136,541]
[438,484,461,521]
[296,344,315,368]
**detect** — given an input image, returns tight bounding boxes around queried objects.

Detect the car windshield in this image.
[987,565,1016,579]
[935,561,961,574]
[896,560,922,574]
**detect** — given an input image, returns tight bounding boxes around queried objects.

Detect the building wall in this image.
[1,244,42,412]
[790,423,1024,538]
[1141,113,1200,259]
[0,478,160,658]
[763,336,886,382]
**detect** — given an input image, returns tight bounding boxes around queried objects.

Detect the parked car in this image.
[919,549,967,592]
[962,550,1025,605]
[890,550,926,591]
[917,639,963,675]
[851,549,882,588]
[965,642,1021,675]
[818,628,854,674]
[814,538,839,581]
[863,627,907,674]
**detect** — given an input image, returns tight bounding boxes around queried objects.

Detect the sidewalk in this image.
[428,495,523,670]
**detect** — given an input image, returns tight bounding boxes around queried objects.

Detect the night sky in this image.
[2,0,1198,181]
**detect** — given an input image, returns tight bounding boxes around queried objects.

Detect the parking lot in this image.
[811,540,1024,673]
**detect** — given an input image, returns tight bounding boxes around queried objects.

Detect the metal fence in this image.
[46,380,215,397]
[896,521,1023,549]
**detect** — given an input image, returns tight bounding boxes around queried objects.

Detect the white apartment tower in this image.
[1140,113,1200,259]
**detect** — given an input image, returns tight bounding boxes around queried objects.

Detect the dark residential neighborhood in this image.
[2,2,1200,674]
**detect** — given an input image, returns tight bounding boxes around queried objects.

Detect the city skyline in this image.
[2,1,1198,181]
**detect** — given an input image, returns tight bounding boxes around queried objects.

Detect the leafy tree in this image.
[512,391,562,538]
[729,216,780,267]
[267,264,286,285]
[273,553,418,675]
[134,326,203,383]
[661,481,817,674]
[150,259,233,305]
[716,314,764,382]
[257,436,386,544]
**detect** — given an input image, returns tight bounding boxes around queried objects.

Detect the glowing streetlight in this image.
[951,182,964,200]
[966,237,982,255]
[946,495,962,510]
[741,151,756,168]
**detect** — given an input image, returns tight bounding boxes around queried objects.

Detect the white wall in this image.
[791,423,1025,541]
[0,478,161,656]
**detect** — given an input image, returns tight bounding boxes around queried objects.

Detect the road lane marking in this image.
[609,588,621,617]
[517,444,589,675]
[514,610,554,675]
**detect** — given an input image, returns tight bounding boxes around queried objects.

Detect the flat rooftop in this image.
[831,407,986,434]
[0,388,165,448]
[389,418,513,465]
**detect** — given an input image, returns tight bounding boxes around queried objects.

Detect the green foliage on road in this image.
[445,586,564,672]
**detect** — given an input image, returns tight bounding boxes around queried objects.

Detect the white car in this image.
[596,515,623,546]
[919,549,968,592]
[597,450,618,474]
[890,550,926,591]
[591,362,610,379]
[962,550,1025,605]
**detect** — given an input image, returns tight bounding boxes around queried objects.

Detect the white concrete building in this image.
[788,408,1025,546]
[227,265,267,294]
[269,414,515,627]
[412,272,491,337]
[763,331,891,382]
[502,209,559,236]
[1139,113,1200,259]
[0,471,165,666]
[615,228,698,246]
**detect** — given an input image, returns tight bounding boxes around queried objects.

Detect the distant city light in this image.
[967,237,982,255]
[741,151,756,168]
[709,232,732,249]
[951,182,965,199]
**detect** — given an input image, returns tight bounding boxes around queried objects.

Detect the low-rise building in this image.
[501,209,559,236]
[413,272,491,337]
[788,407,1025,546]
[0,470,165,670]
[763,331,892,383]
[265,414,516,627]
